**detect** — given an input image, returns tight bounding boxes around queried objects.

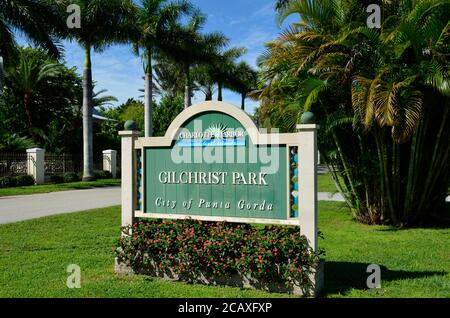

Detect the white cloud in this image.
[253,2,275,18]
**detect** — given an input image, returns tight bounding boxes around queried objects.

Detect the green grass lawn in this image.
[320,203,449,297]
[317,173,338,193]
[0,202,448,298]
[0,179,121,197]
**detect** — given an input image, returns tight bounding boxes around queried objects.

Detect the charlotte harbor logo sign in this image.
[177,123,246,147]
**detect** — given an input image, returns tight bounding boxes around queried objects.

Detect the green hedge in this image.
[94,170,113,180]
[49,171,113,183]
[15,175,35,186]
[63,172,80,183]
[0,176,17,188]
[116,219,322,293]
[49,175,65,184]
[0,175,35,188]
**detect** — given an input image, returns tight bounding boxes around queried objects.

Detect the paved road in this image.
[0,187,448,224]
[318,192,345,202]
[0,187,121,225]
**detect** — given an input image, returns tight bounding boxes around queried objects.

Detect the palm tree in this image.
[164,11,228,108]
[260,0,450,225]
[188,47,246,102]
[92,89,119,108]
[152,56,186,98]
[133,0,192,137]
[56,0,136,181]
[0,133,35,152]
[6,50,62,142]
[211,47,246,101]
[226,61,258,111]
[191,64,215,101]
[0,0,66,64]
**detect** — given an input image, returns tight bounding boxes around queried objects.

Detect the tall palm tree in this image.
[6,50,62,142]
[0,0,66,64]
[226,61,258,111]
[55,0,136,181]
[187,47,246,102]
[0,0,67,92]
[210,47,246,101]
[133,0,192,137]
[164,11,228,108]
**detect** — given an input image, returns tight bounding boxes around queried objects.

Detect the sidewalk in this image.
[0,187,121,224]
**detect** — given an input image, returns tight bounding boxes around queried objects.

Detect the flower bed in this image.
[115,219,323,296]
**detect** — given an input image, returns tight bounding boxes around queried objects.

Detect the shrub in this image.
[94,170,112,180]
[49,175,64,184]
[0,176,17,188]
[115,219,322,293]
[63,172,80,183]
[15,175,35,186]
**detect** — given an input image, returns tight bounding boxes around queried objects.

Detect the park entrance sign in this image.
[119,101,319,250]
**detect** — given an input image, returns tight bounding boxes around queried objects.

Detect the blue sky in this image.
[18,0,296,113]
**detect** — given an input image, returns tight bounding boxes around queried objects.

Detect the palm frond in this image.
[392,90,423,143]
[301,77,329,111]
[324,110,353,135]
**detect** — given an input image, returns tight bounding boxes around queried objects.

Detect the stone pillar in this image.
[119,131,141,228]
[102,150,117,178]
[26,148,45,185]
[297,124,318,251]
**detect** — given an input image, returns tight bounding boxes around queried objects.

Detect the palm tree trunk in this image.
[218,82,223,101]
[205,87,213,101]
[184,64,191,109]
[241,93,245,111]
[82,44,94,181]
[23,92,35,140]
[144,50,153,137]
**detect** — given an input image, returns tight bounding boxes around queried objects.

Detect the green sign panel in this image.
[143,111,289,220]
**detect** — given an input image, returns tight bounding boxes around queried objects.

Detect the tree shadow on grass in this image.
[375,203,450,230]
[320,261,447,297]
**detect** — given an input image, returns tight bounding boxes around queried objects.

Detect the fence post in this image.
[27,148,45,185]
[297,124,318,252]
[119,131,140,228]
[102,150,117,178]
